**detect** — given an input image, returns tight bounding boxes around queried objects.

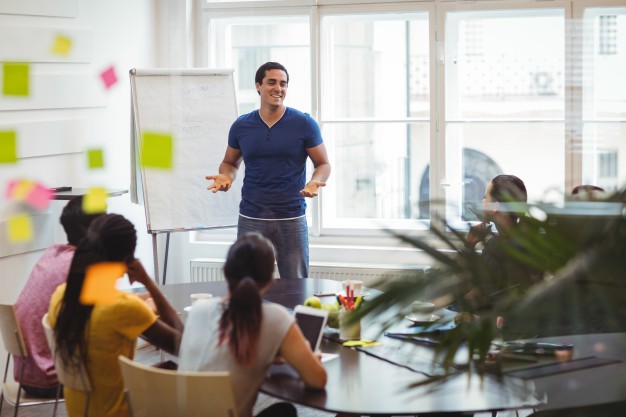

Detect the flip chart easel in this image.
[130,68,242,284]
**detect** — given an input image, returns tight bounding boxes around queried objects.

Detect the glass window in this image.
[320,12,430,230]
[209,17,311,114]
[444,7,565,224]
[198,1,626,239]
[581,7,626,191]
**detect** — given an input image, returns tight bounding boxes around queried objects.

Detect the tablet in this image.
[293,305,329,351]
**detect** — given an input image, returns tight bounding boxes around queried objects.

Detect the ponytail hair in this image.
[54,214,137,369]
[219,233,275,366]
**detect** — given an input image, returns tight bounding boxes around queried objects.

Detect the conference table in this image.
[158,278,626,416]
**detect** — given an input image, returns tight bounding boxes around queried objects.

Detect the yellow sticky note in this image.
[82,187,107,214]
[12,179,35,200]
[3,62,29,97]
[8,213,33,243]
[0,131,18,164]
[80,262,126,305]
[51,35,72,56]
[141,132,173,169]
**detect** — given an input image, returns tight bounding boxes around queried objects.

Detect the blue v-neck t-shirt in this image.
[228,107,323,219]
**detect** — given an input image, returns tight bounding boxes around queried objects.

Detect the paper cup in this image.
[411,301,436,321]
[190,293,213,304]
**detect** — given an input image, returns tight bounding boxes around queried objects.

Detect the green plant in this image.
[354,189,626,373]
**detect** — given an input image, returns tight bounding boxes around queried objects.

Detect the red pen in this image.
[348,287,354,311]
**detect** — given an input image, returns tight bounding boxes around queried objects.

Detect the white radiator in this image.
[190,258,426,288]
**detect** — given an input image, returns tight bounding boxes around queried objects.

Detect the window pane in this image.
[446,9,565,120]
[580,8,626,193]
[322,13,430,119]
[583,9,626,119]
[581,122,626,191]
[322,122,430,227]
[444,122,565,225]
[211,17,310,114]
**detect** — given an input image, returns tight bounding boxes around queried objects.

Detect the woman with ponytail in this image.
[48,214,183,417]
[178,232,326,417]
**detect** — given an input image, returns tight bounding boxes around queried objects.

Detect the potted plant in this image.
[353,189,626,375]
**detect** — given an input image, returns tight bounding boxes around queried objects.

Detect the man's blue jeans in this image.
[237,215,309,279]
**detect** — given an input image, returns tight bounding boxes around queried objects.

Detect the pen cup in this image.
[339,310,361,341]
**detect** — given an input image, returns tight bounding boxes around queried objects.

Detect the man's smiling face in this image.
[256,69,288,109]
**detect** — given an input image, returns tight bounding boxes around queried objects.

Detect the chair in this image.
[0,304,59,417]
[41,313,91,417]
[118,355,238,417]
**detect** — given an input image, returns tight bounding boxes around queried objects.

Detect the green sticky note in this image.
[87,148,104,169]
[141,132,173,169]
[3,62,30,97]
[8,213,33,243]
[0,131,18,164]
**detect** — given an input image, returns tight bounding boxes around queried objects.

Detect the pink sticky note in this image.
[100,65,118,89]
[6,179,34,201]
[27,183,53,210]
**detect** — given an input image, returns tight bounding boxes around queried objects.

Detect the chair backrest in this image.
[0,304,27,357]
[41,313,92,393]
[118,355,238,417]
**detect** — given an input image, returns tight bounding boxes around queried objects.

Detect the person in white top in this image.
[178,232,327,417]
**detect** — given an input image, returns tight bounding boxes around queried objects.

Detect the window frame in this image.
[197,0,623,240]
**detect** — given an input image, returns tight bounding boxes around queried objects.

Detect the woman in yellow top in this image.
[48,214,183,417]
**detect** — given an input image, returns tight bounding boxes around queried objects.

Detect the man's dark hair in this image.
[489,175,527,203]
[254,62,289,86]
[572,184,604,195]
[59,196,102,246]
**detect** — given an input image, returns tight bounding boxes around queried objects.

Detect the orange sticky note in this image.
[7,213,33,243]
[80,262,126,305]
[51,34,72,56]
[82,187,107,214]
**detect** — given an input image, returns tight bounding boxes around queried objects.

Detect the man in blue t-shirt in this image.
[206,62,331,278]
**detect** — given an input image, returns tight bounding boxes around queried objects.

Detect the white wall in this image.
[0,0,160,305]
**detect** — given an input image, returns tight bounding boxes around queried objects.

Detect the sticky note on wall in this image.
[100,65,118,89]
[83,187,107,214]
[87,148,105,169]
[141,132,173,169]
[3,62,30,97]
[80,262,127,305]
[0,131,18,164]
[51,34,72,56]
[8,213,33,243]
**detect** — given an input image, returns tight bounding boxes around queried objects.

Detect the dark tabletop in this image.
[159,278,550,416]
[52,188,128,200]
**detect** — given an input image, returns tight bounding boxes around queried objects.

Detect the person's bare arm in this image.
[278,323,327,389]
[206,146,243,193]
[126,259,184,354]
[300,143,331,198]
